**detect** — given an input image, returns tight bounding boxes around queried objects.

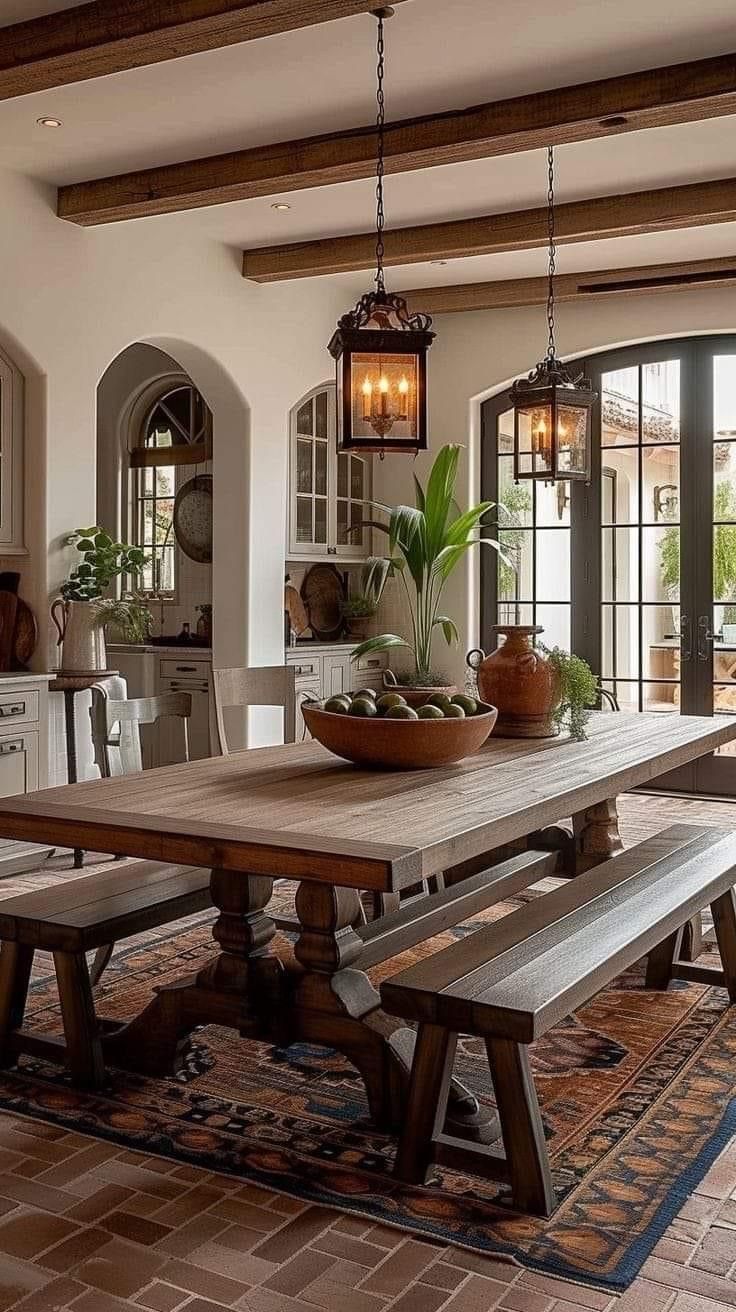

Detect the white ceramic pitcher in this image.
[51,599,107,675]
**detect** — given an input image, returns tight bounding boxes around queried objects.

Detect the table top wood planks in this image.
[0,712,732,892]
[0,710,733,1111]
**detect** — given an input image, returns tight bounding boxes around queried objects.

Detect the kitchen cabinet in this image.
[288,384,373,562]
[107,645,212,765]
[0,674,53,876]
[287,644,389,740]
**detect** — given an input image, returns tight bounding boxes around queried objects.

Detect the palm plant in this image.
[351,444,503,684]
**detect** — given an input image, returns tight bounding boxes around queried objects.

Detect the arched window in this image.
[130,384,212,596]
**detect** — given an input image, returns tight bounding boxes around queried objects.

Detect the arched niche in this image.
[96,338,250,674]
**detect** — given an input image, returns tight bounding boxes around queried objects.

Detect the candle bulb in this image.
[533,418,546,456]
[398,376,409,419]
[361,376,372,421]
[379,374,389,418]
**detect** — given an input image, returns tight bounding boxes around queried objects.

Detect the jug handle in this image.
[50,598,67,647]
[383,669,399,688]
[466,648,485,671]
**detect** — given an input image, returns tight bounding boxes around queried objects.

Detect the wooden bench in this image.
[380,824,736,1216]
[0,860,211,1088]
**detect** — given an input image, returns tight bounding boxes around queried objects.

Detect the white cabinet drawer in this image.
[0,689,39,728]
[159,658,211,680]
[0,731,38,797]
[286,653,321,680]
[354,652,388,673]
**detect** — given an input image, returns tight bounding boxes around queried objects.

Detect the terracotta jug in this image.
[51,599,107,675]
[467,624,560,738]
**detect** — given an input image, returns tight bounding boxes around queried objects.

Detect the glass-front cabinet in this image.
[289,384,372,561]
[481,337,736,797]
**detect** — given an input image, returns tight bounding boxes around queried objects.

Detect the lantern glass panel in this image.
[516,402,553,478]
[556,403,589,477]
[350,350,419,446]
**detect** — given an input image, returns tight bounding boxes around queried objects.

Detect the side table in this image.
[49,672,119,869]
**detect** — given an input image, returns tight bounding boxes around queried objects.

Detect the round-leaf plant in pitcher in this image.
[351,445,505,699]
[52,528,151,675]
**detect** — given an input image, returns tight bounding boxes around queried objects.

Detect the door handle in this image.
[697,615,720,661]
[680,615,692,662]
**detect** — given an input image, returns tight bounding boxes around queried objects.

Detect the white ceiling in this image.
[1,0,736,288]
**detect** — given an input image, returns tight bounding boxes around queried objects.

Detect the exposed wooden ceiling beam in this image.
[242,177,736,282]
[0,0,385,101]
[402,255,736,315]
[59,49,736,226]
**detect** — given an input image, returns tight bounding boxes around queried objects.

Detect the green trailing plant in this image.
[61,526,151,640]
[351,444,504,685]
[541,644,599,741]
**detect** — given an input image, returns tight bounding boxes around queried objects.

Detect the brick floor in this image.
[0,795,735,1308]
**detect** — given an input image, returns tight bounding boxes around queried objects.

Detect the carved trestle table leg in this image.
[572,798,624,873]
[289,879,490,1137]
[290,881,406,1129]
[101,870,283,1076]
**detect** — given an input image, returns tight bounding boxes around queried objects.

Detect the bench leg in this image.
[0,943,34,1066]
[89,943,115,989]
[394,1023,457,1185]
[711,889,736,1003]
[486,1038,556,1217]
[645,927,682,990]
[681,914,704,962]
[53,952,106,1089]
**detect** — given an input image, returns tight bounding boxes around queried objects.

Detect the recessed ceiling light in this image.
[431,260,448,266]
[37,116,63,128]
[271,202,291,211]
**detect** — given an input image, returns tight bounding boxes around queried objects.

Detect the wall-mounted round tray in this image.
[173,474,213,564]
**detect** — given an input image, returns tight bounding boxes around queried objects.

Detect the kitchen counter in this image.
[107,644,212,656]
[287,640,362,651]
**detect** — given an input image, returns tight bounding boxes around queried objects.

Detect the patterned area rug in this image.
[0,870,735,1294]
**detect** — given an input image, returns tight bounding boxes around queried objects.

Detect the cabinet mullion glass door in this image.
[292,388,329,556]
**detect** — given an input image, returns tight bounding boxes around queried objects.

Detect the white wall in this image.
[375,288,736,686]
[0,167,354,769]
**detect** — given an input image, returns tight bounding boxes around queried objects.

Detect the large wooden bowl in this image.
[302,701,498,770]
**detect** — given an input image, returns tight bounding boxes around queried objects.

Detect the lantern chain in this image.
[546,144,556,364]
[374,11,386,295]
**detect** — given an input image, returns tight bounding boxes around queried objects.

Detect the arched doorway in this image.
[481,335,736,796]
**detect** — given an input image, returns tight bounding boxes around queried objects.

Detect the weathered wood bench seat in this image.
[380,824,736,1216]
[0,860,211,1088]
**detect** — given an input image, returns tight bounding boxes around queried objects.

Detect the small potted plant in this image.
[351,445,504,703]
[51,527,150,674]
[542,645,599,741]
[341,559,390,639]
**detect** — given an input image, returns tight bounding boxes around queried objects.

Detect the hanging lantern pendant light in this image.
[328,8,435,455]
[509,147,597,483]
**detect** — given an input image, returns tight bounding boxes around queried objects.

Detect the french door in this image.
[480,336,736,797]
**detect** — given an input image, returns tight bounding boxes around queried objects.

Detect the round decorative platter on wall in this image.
[301,564,345,641]
[173,474,213,564]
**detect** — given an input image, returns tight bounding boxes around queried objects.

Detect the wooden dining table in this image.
[0,710,733,1127]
